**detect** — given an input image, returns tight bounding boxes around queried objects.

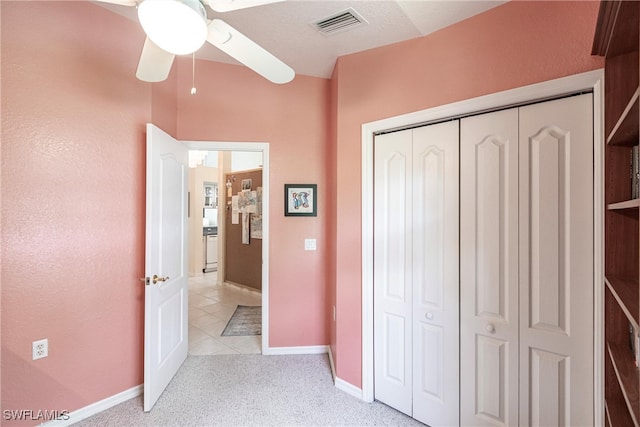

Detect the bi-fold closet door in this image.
[460,94,594,426]
[373,121,460,427]
[374,93,594,426]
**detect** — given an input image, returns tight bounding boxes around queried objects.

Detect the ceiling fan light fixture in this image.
[138,0,208,55]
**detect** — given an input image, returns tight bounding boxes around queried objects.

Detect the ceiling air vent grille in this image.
[313,8,368,36]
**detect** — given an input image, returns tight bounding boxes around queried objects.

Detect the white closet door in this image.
[374,122,459,426]
[460,108,519,426]
[374,129,413,415]
[412,122,460,427]
[518,93,594,426]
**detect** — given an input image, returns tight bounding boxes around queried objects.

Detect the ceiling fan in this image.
[97,0,295,84]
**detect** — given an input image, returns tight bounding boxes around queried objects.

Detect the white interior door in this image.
[518,94,594,426]
[374,122,459,426]
[144,124,189,411]
[374,129,413,415]
[411,122,459,427]
[460,108,519,426]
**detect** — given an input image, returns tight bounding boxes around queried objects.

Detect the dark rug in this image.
[221,305,262,336]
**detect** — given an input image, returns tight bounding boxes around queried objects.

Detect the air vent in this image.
[313,8,368,36]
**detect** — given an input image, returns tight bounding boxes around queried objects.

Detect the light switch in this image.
[305,239,317,251]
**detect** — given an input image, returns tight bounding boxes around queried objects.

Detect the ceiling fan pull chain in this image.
[191,53,197,95]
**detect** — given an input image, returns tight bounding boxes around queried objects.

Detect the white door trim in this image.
[361,69,604,424]
[183,140,270,354]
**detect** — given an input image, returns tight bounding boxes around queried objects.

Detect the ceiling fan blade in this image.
[94,0,137,6]
[136,37,176,82]
[207,0,285,13]
[206,19,294,84]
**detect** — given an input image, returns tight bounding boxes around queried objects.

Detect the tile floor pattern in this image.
[188,273,262,355]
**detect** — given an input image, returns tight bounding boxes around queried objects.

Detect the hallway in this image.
[188,272,262,355]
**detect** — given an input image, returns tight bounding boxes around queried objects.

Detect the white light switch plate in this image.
[305,239,317,251]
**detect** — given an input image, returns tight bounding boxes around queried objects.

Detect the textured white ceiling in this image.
[94,0,506,79]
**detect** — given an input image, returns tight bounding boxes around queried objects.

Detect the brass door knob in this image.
[139,275,170,285]
[152,274,170,284]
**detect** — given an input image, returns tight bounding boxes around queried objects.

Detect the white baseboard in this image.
[263,345,329,355]
[41,384,142,426]
[335,377,363,400]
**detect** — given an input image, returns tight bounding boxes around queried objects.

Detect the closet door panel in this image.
[412,121,459,427]
[528,125,570,333]
[461,108,519,427]
[519,93,594,426]
[373,130,413,416]
[529,348,569,427]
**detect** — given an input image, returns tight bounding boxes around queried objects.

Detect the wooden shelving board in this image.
[606,277,640,328]
[609,199,640,210]
[608,342,640,426]
[608,87,639,146]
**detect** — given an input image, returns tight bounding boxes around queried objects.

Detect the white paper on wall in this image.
[231,195,240,224]
[251,214,262,239]
[242,212,250,244]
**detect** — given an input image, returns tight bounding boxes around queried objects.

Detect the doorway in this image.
[187,149,264,355]
[183,141,271,355]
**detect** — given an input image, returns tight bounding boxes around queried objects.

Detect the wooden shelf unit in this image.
[609,199,640,211]
[594,1,640,425]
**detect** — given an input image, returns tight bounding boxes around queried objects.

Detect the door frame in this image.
[183,140,270,353]
[360,69,605,422]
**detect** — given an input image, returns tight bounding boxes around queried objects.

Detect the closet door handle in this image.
[485,323,496,334]
[425,312,434,320]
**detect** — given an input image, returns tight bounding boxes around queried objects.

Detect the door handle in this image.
[139,275,170,286]
[485,323,496,334]
[152,274,170,284]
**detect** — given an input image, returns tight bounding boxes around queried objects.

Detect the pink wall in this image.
[0,0,606,421]
[332,1,604,387]
[152,68,178,137]
[1,2,151,424]
[174,58,331,347]
[1,1,332,421]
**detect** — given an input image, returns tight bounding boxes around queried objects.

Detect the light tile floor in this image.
[188,272,262,356]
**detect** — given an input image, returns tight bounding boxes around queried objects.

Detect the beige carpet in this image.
[74,354,422,426]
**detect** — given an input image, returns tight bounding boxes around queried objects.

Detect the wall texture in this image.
[331,0,604,388]
[1,1,331,421]
[1,2,151,424]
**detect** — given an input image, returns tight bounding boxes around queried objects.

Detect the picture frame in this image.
[284,184,317,217]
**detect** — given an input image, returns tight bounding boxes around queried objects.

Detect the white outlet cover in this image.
[32,339,48,360]
[304,239,317,251]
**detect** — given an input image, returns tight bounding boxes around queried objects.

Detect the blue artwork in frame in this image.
[284,184,317,217]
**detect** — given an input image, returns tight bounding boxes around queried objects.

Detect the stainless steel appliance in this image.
[203,226,218,273]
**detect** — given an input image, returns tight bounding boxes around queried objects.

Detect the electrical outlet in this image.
[32,339,48,360]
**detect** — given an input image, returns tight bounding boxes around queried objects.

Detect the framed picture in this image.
[284,184,317,217]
